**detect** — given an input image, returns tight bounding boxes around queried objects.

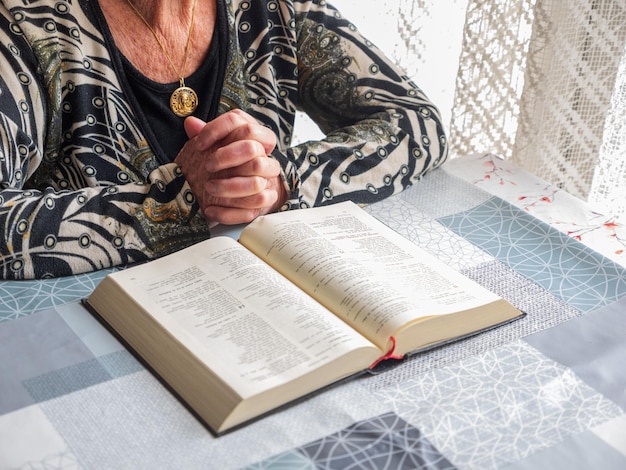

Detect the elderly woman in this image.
[0,0,447,279]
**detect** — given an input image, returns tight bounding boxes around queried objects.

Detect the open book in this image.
[85,201,524,434]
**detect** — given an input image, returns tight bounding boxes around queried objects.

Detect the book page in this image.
[115,237,379,397]
[240,202,501,349]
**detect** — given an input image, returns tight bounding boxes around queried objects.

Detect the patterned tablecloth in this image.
[1,153,625,469]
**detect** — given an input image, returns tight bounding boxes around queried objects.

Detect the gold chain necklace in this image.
[126,0,199,117]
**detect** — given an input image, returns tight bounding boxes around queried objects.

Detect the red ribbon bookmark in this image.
[368,336,405,370]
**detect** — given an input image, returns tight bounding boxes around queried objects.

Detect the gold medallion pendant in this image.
[170,85,199,117]
[127,0,199,117]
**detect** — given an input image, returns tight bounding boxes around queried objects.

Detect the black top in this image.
[120,0,228,161]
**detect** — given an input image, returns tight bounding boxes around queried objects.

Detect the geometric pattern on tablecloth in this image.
[0,308,99,415]
[0,269,110,322]
[243,450,316,469]
[503,427,626,470]
[439,197,626,313]
[34,371,208,469]
[593,414,626,458]
[525,296,626,410]
[445,153,626,268]
[8,449,81,470]
[365,196,494,272]
[371,340,624,469]
[0,404,78,470]
[459,259,583,334]
[364,259,581,390]
[22,358,112,405]
[399,167,494,220]
[22,350,143,404]
[28,372,394,469]
[246,412,455,470]
[299,411,456,470]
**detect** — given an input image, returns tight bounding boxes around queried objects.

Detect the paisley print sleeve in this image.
[290,1,448,207]
[234,0,448,209]
[0,0,447,279]
[0,2,210,279]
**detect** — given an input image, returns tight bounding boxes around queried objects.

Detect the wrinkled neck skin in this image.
[98,0,216,83]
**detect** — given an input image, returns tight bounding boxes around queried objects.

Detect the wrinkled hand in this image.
[175,110,288,226]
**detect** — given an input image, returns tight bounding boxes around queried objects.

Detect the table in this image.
[1,153,625,469]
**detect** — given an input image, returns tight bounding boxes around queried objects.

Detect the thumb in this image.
[184,116,206,139]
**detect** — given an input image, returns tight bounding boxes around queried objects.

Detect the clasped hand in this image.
[175,110,288,227]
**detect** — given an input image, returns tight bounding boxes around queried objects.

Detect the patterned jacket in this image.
[0,0,447,279]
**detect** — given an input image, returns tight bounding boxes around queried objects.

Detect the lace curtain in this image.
[310,0,626,222]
